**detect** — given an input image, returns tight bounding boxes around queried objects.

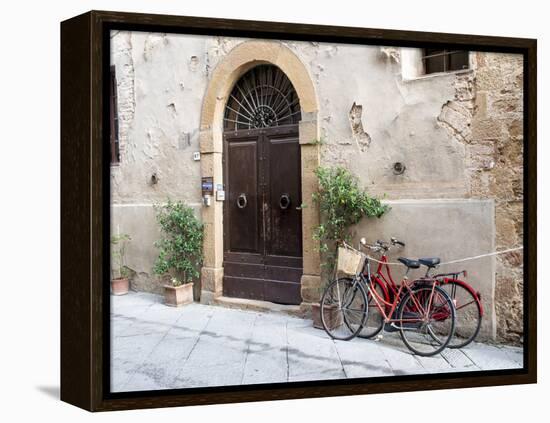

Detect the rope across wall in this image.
[362,246,524,267]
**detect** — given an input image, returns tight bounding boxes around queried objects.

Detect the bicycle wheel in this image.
[438,281,482,348]
[357,279,385,339]
[398,285,455,356]
[320,277,368,341]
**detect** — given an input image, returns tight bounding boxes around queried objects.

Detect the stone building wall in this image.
[472,53,524,343]
[434,52,524,343]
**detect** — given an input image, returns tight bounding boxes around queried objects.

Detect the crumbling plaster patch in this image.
[348,102,372,150]
[143,33,168,62]
[380,47,400,63]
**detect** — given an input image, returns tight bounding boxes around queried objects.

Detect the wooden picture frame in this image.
[60,10,537,411]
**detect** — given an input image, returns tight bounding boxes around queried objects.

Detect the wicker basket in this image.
[336,245,365,275]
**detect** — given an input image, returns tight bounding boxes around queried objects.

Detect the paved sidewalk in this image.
[111,292,523,392]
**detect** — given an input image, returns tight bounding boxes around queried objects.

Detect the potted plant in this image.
[153,199,204,307]
[163,276,194,307]
[310,166,389,328]
[110,233,131,295]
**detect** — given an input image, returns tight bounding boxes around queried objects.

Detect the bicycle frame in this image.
[434,276,484,316]
[370,254,398,299]
[360,259,438,325]
[361,249,483,320]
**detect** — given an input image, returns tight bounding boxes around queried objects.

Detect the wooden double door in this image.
[223,124,303,305]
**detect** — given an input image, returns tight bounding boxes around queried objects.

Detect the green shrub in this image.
[153,200,204,286]
[312,166,389,279]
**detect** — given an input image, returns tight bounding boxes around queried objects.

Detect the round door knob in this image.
[279,193,291,210]
[236,193,247,209]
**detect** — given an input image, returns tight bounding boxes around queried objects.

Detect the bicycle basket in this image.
[337,245,365,275]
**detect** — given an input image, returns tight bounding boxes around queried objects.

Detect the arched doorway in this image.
[198,40,321,310]
[222,65,303,304]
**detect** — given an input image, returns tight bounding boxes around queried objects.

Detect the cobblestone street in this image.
[111,292,523,392]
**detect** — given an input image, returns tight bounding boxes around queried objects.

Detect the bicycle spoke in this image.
[399,286,455,356]
[439,282,482,348]
[320,278,368,341]
[358,281,385,339]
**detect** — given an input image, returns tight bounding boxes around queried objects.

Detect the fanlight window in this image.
[224,65,301,130]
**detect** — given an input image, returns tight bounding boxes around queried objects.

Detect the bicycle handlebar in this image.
[359,237,405,252]
[391,237,406,247]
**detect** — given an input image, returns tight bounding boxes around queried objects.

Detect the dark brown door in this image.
[223,124,302,304]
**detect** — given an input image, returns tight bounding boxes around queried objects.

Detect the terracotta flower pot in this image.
[111,278,129,295]
[311,302,342,330]
[164,282,194,307]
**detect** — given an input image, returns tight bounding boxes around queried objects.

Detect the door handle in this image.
[236,193,247,209]
[279,193,291,210]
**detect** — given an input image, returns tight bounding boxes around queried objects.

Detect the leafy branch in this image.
[153,200,204,286]
[312,166,390,282]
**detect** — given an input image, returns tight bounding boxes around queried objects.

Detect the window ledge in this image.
[402,68,473,83]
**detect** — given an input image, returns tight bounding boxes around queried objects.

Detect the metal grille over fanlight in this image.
[224,65,302,130]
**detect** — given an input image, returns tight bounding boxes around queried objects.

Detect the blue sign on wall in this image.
[201,177,214,194]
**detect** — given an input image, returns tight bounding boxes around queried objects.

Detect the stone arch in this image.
[199,40,321,309]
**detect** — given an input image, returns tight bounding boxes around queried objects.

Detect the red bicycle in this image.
[358,238,483,348]
[320,242,456,356]
[420,264,483,349]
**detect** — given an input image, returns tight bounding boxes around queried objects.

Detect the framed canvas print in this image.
[60,10,536,411]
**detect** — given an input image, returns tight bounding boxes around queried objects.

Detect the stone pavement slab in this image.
[242,313,289,385]
[111,292,523,392]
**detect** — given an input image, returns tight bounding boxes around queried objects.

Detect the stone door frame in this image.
[198,40,321,309]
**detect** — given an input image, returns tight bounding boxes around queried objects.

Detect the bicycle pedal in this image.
[384,323,399,332]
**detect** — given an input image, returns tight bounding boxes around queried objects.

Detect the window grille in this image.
[423,49,469,74]
[224,65,301,131]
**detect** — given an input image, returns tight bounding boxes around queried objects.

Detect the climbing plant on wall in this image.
[312,166,389,280]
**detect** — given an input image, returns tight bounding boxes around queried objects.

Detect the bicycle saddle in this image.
[398,257,421,269]
[418,257,441,268]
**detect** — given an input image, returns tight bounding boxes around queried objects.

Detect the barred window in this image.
[223,64,301,131]
[423,49,469,74]
[109,65,120,165]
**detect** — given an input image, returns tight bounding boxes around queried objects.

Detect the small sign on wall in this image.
[201,177,213,195]
[216,184,225,201]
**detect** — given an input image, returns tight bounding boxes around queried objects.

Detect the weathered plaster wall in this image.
[110,31,209,293]
[110,32,523,343]
[284,42,469,199]
[351,199,496,341]
[110,31,207,205]
[111,205,161,293]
